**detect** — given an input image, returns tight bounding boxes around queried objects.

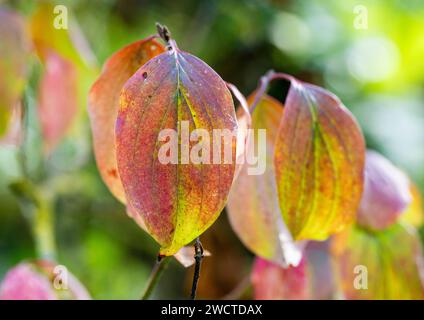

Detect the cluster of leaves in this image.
[88,21,424,299]
[1,2,423,300]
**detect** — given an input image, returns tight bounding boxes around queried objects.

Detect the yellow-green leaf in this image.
[274,80,365,240]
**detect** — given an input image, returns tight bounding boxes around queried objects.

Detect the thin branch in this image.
[190,237,204,300]
[226,82,251,126]
[249,70,295,113]
[140,256,170,300]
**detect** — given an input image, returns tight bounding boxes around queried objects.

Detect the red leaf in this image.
[116,47,237,256]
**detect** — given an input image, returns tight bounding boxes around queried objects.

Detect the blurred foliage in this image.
[0,0,423,299]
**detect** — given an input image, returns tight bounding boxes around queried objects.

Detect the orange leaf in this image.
[88,37,165,202]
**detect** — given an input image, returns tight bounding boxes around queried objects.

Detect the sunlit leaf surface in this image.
[116,47,237,256]
[89,37,165,202]
[274,79,365,240]
[227,94,303,267]
[332,223,424,299]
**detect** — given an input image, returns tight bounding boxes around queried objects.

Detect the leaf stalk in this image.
[140,255,171,300]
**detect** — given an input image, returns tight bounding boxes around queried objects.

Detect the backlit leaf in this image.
[116,47,237,256]
[88,37,165,203]
[0,7,30,137]
[332,223,424,299]
[227,94,303,267]
[357,150,411,230]
[274,79,365,240]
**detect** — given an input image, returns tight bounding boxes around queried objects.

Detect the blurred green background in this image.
[0,0,423,299]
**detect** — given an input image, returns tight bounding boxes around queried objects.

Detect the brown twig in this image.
[249,70,295,113]
[190,237,204,300]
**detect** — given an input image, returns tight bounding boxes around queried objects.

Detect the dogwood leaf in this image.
[116,47,237,256]
[274,79,365,240]
[88,37,165,202]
